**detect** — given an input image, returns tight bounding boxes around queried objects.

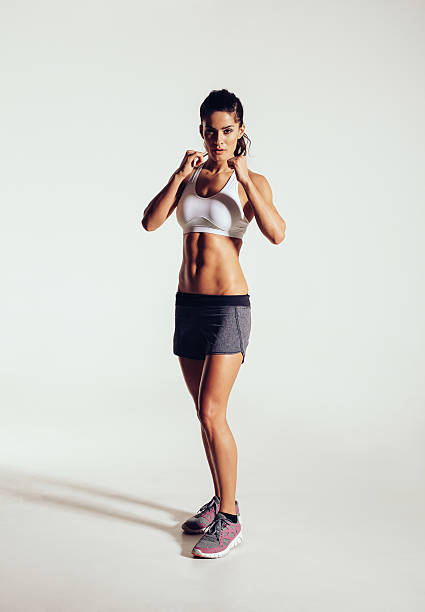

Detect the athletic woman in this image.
[142,89,286,558]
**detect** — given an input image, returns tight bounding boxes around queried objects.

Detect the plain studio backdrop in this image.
[1,1,424,611]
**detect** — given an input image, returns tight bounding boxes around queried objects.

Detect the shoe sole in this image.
[192,530,243,558]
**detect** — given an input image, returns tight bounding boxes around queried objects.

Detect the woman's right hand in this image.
[176,150,206,179]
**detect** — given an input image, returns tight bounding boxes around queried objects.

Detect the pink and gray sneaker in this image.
[191,511,243,558]
[181,495,240,534]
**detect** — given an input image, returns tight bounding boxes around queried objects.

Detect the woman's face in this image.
[200,111,245,160]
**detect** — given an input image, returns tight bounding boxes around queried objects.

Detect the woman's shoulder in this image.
[247,169,271,189]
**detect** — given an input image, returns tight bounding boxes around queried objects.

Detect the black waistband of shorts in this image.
[176,291,250,307]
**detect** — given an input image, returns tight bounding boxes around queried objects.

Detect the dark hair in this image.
[200,88,252,157]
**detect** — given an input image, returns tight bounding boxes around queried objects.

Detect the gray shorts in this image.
[173,291,251,363]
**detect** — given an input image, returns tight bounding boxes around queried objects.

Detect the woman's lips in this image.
[214,149,225,153]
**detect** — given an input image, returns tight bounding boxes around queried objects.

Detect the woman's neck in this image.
[203,158,232,174]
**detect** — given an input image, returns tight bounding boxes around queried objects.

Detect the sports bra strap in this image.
[189,160,205,183]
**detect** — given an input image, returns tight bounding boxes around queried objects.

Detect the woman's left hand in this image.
[227,155,249,185]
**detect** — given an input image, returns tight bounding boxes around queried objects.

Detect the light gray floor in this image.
[0,382,424,612]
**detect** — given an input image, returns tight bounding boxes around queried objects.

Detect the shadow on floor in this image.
[0,466,201,558]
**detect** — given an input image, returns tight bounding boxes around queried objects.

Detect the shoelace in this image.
[195,497,216,517]
[202,515,229,542]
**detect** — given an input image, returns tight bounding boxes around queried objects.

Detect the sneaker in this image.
[191,512,243,558]
[182,496,240,534]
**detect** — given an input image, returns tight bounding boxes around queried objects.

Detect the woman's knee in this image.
[198,398,226,430]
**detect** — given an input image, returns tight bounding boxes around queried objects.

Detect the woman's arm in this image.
[142,150,205,231]
[228,156,286,245]
[243,173,286,244]
[142,170,189,231]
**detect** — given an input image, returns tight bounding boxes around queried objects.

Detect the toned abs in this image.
[178,232,249,295]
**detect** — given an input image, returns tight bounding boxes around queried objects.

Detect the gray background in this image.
[1,0,424,610]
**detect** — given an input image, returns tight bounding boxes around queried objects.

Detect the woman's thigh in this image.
[178,352,243,418]
[178,356,205,407]
[198,353,244,421]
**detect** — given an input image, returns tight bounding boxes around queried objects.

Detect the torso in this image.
[177,167,255,295]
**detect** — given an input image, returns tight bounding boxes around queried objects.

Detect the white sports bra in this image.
[176,161,250,240]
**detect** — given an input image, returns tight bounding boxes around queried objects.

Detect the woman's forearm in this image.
[142,170,185,231]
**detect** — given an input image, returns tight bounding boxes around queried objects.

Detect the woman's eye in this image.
[206,129,233,135]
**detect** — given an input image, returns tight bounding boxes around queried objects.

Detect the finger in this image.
[191,152,206,167]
